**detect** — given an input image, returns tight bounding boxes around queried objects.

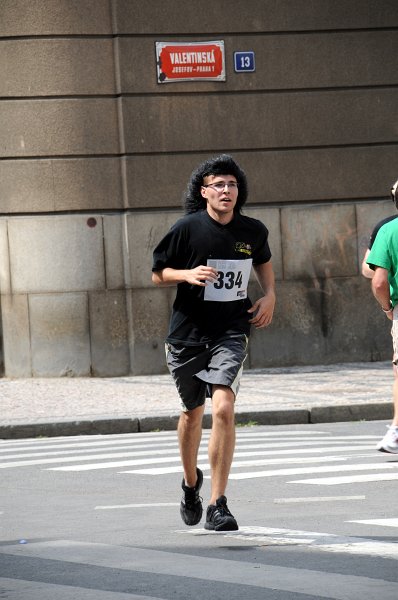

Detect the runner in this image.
[152,154,275,530]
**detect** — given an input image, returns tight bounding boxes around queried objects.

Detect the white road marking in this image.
[291,472,398,485]
[228,462,397,480]
[179,525,398,560]
[274,496,366,503]
[1,539,397,599]
[0,430,328,450]
[49,445,376,472]
[0,449,182,469]
[95,502,179,510]
[0,578,162,600]
[348,518,398,527]
[0,437,180,453]
[0,442,181,460]
[122,454,367,475]
[0,439,377,463]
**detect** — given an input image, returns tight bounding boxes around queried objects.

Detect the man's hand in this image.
[247,294,275,328]
[185,266,218,286]
[152,265,218,287]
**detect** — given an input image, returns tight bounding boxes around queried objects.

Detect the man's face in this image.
[200,174,238,220]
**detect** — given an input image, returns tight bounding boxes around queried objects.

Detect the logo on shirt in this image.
[235,241,252,256]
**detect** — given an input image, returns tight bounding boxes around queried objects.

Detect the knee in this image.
[179,406,203,429]
[212,394,235,426]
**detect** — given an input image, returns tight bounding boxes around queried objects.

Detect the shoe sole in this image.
[378,445,398,454]
[204,520,239,532]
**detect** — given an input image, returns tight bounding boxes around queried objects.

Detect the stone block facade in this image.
[0,0,397,376]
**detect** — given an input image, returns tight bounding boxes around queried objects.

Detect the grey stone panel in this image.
[0,220,11,295]
[127,287,174,375]
[8,216,105,294]
[118,31,398,94]
[89,290,130,377]
[281,203,357,280]
[245,207,282,281]
[113,0,398,33]
[121,90,398,154]
[0,160,55,213]
[103,215,125,290]
[0,0,112,36]
[356,201,396,269]
[323,277,392,363]
[1,294,31,377]
[124,155,203,210]
[0,39,116,97]
[0,158,123,213]
[248,280,326,369]
[29,293,91,377]
[124,146,398,209]
[1,99,119,157]
[125,211,183,289]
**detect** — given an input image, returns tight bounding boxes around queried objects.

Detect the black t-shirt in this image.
[369,215,398,249]
[152,210,272,345]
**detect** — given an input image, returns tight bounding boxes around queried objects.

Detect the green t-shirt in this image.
[367,218,398,306]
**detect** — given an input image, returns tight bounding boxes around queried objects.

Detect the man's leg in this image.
[208,384,236,504]
[203,384,239,531]
[178,404,205,526]
[178,404,205,487]
[391,363,398,426]
[377,356,398,453]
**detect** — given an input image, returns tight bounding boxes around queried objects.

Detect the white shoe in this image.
[377,426,398,454]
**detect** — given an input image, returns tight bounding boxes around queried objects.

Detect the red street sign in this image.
[156,41,226,83]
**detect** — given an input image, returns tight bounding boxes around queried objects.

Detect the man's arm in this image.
[152,266,218,287]
[361,248,375,279]
[371,266,393,320]
[247,261,276,328]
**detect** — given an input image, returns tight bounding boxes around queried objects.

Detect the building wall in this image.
[0,0,398,376]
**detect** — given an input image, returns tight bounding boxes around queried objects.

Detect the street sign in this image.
[156,41,226,83]
[234,51,255,73]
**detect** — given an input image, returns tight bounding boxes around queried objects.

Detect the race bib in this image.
[204,258,252,302]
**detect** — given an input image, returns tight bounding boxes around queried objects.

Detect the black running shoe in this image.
[180,468,203,526]
[204,495,239,531]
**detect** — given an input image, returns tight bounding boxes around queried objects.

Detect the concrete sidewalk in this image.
[0,361,394,439]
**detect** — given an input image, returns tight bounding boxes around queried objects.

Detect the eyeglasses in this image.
[202,182,239,192]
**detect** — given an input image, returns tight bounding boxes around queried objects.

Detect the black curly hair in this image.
[183,154,248,214]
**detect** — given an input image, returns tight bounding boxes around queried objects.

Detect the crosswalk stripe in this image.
[0,430,325,449]
[291,472,398,485]
[0,578,162,600]
[0,440,376,468]
[179,525,398,561]
[228,462,398,480]
[0,438,376,460]
[0,437,178,452]
[0,432,376,453]
[348,518,398,527]
[122,454,369,475]
[47,445,376,472]
[1,539,397,599]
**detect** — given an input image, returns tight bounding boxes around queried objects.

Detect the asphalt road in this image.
[1,420,398,599]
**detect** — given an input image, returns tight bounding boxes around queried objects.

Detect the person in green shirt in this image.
[367,179,398,453]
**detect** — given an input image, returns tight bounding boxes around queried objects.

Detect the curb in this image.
[0,402,392,440]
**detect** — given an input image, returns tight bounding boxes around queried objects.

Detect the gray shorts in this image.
[165,335,248,412]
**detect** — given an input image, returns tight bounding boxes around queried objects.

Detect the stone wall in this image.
[0,0,397,376]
